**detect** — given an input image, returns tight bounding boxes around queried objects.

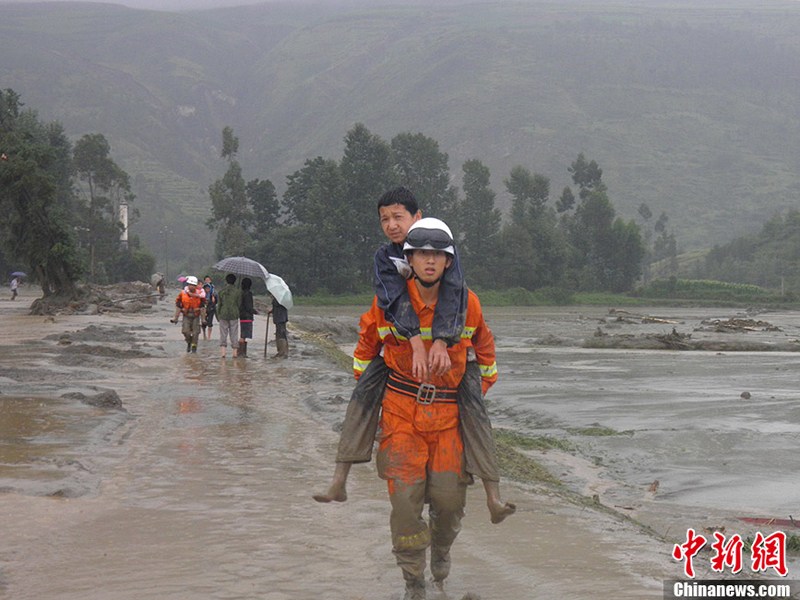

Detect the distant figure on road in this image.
[10,276,19,301]
[216,273,242,359]
[269,295,289,358]
[238,277,256,358]
[170,275,205,353]
[201,277,218,341]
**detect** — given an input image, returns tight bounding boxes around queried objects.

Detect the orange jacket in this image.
[175,289,205,316]
[353,282,497,394]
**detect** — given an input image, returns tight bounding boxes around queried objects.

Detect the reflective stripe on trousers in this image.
[377,387,467,578]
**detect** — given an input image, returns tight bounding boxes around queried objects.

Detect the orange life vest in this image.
[176,289,204,316]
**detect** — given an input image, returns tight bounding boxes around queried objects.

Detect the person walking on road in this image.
[170,275,205,353]
[238,277,256,358]
[314,189,514,527]
[201,279,218,341]
[10,276,19,301]
[216,273,242,359]
[351,218,498,599]
[269,295,289,358]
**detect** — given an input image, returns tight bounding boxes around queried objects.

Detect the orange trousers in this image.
[376,387,467,579]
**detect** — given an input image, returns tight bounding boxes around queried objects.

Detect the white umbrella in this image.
[266,273,293,310]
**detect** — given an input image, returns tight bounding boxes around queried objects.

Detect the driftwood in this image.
[607,309,681,325]
[585,326,800,351]
[696,318,781,333]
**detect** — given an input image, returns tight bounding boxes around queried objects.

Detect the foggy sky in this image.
[0,0,268,9]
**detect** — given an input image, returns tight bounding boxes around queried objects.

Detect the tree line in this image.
[0,89,154,296]
[0,89,667,298]
[208,124,650,296]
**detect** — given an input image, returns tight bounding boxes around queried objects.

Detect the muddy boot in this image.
[430,545,450,590]
[275,338,289,359]
[403,572,426,600]
[186,341,192,353]
[239,341,247,358]
[191,344,197,353]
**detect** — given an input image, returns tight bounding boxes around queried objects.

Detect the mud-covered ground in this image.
[1,286,799,599]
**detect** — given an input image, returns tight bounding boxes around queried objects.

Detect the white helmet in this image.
[403,218,455,256]
[185,275,199,286]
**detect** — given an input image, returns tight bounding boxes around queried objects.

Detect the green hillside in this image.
[1,0,799,271]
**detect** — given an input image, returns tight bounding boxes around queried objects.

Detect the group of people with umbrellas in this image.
[169,256,292,358]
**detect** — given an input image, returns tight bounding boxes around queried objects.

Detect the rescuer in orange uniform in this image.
[170,275,206,353]
[352,218,497,600]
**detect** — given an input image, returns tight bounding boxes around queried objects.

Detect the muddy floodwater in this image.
[1,288,799,599]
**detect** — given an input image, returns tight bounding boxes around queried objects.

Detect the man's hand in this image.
[428,339,451,376]
[409,335,429,382]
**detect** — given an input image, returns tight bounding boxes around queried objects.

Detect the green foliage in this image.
[495,428,575,452]
[341,124,396,279]
[0,90,82,296]
[633,277,789,303]
[391,132,458,226]
[564,180,645,292]
[73,132,141,284]
[0,91,153,291]
[459,159,501,288]
[694,210,800,294]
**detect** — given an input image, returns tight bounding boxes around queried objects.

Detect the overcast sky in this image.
[0,0,277,10]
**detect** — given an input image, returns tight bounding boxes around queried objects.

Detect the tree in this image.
[495,223,538,290]
[505,166,550,223]
[556,186,576,213]
[340,124,396,278]
[500,166,566,290]
[73,133,135,282]
[207,127,252,258]
[246,178,279,239]
[562,155,644,291]
[459,159,501,287]
[567,152,606,200]
[608,218,646,292]
[0,89,82,296]
[391,132,458,227]
[275,157,355,293]
[569,189,644,290]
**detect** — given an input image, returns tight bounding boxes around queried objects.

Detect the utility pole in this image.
[160,226,172,282]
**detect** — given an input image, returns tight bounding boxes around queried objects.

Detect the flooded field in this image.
[1,290,798,599]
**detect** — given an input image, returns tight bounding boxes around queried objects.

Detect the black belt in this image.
[387,372,458,404]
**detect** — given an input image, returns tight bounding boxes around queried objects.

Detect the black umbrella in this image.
[212,256,269,282]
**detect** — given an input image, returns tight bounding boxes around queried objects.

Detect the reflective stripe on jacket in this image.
[353,282,497,394]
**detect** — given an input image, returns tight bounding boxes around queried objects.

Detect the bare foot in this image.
[312,483,347,503]
[313,462,351,503]
[488,499,516,524]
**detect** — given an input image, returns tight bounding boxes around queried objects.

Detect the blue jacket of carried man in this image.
[373,241,468,347]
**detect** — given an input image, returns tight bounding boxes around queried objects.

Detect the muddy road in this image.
[1,288,798,599]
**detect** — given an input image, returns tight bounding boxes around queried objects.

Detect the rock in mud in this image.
[61,389,125,410]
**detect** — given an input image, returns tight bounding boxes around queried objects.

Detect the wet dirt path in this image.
[0,290,694,599]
